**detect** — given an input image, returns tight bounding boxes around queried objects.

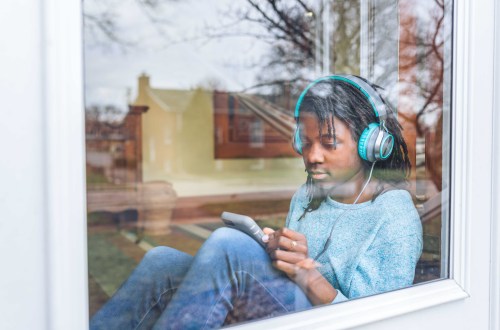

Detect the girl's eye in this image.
[321,137,338,149]
[322,142,337,149]
[301,141,311,149]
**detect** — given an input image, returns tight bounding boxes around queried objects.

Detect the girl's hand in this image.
[262,227,337,304]
[262,227,316,282]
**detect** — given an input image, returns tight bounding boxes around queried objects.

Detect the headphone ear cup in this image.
[358,123,380,162]
[379,133,394,160]
[292,127,303,155]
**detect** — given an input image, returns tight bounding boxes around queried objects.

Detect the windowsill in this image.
[234,279,468,329]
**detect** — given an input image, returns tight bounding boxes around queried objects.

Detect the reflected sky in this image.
[84,0,271,110]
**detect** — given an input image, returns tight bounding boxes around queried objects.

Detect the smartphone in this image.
[220,211,266,247]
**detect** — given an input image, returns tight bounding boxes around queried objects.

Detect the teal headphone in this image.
[292,74,394,163]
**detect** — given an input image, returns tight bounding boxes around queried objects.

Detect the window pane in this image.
[85,0,452,326]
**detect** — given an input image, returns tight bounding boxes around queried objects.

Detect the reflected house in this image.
[213,92,296,159]
[134,74,304,198]
[85,105,147,185]
[85,105,177,235]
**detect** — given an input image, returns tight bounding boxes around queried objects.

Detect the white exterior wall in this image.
[0,0,48,328]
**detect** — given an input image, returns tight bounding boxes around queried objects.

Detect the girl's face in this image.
[299,112,364,192]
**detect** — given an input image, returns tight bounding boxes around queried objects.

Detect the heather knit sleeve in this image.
[332,192,423,303]
[348,233,422,298]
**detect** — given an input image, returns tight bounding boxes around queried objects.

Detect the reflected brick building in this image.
[85,105,148,185]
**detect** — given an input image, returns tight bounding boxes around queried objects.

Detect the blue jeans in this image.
[90,228,312,329]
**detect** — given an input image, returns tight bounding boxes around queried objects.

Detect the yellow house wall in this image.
[141,88,305,196]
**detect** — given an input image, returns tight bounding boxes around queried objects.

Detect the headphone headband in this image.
[293,74,389,121]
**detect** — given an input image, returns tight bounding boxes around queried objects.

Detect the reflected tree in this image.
[207,0,361,94]
[83,0,179,51]
[235,0,316,90]
[399,0,446,134]
[398,0,448,191]
[83,0,361,96]
[85,104,126,124]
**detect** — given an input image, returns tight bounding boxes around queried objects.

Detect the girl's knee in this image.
[196,228,271,275]
[141,246,192,273]
[143,246,173,262]
[205,227,264,255]
[209,227,251,246]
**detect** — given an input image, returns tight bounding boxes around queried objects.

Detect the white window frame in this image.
[490,0,500,327]
[43,0,88,328]
[43,0,499,329]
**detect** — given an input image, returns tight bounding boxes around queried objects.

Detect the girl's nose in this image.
[306,143,325,164]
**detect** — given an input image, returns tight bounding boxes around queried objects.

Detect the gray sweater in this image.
[286,185,423,303]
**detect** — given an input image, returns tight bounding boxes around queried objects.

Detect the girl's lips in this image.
[310,172,329,181]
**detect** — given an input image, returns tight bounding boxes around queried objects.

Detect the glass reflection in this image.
[84,0,452,326]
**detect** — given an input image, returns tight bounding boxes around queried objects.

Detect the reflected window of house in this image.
[84,0,452,326]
